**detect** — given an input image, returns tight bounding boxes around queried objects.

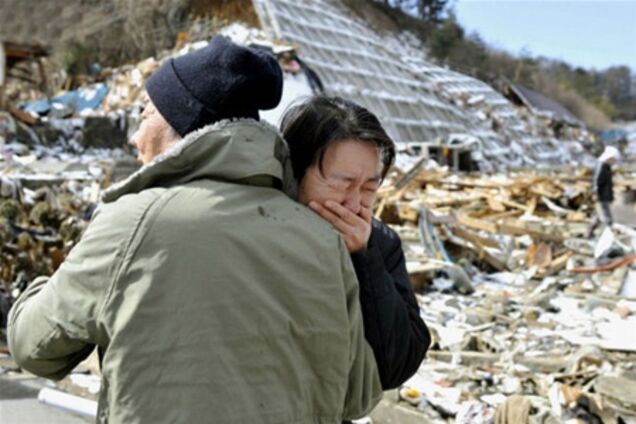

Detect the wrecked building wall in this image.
[253,0,478,144]
[253,0,595,171]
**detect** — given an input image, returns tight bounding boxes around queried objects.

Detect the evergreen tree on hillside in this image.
[382,0,450,23]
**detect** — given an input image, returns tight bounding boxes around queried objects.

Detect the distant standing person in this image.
[589,145,621,235]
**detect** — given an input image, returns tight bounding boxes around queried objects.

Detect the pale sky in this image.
[453,0,636,71]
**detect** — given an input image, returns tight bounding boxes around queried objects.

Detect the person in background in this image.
[588,145,621,236]
[281,96,430,393]
[8,37,382,423]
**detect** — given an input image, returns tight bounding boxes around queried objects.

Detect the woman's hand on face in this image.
[308,200,372,253]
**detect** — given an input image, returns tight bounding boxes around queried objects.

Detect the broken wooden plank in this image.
[458,211,564,242]
[446,227,508,271]
[427,350,566,373]
[527,243,553,269]
[572,254,636,274]
[450,226,501,249]
[536,252,572,278]
[457,211,498,233]
[498,222,564,242]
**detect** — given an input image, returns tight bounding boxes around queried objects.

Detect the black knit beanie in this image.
[146,35,283,137]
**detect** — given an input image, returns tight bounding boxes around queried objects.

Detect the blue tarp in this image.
[21,83,109,117]
[598,129,628,144]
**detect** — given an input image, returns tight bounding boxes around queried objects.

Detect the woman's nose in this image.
[343,190,362,214]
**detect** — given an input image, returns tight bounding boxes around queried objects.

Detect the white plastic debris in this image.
[38,388,97,418]
[70,373,102,394]
[595,227,616,260]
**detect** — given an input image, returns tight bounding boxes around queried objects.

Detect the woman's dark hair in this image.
[280,96,395,182]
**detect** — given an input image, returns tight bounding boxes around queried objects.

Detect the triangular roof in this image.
[506,82,583,126]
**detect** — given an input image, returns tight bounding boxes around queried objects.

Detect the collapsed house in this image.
[0,42,48,95]
[0,0,604,175]
[252,0,598,171]
[505,81,583,127]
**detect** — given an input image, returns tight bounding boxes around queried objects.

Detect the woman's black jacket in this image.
[350,219,430,390]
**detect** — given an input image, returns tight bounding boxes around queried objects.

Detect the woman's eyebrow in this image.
[329,172,356,182]
[329,172,382,184]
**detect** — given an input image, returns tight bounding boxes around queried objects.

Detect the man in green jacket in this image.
[8,36,381,423]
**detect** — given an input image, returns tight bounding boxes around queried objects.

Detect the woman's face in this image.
[298,139,382,216]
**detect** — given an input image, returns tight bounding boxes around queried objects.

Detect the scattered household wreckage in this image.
[0,0,615,180]
[369,165,636,423]
[1,0,636,423]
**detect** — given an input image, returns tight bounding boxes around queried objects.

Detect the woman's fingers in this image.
[324,200,364,225]
[309,201,353,233]
[320,201,372,253]
[359,205,373,223]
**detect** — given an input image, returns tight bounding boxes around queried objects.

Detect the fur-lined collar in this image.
[102,118,296,203]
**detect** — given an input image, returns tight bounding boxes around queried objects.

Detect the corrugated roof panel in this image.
[254,0,593,169]
[255,0,479,144]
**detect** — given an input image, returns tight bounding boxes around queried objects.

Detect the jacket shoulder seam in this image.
[97,190,175,321]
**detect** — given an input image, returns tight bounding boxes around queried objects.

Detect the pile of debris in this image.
[0,22,313,180]
[373,165,636,423]
[2,74,136,163]
[0,176,100,329]
[0,23,318,339]
[3,9,610,180]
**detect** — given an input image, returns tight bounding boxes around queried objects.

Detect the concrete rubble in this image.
[0,177,98,328]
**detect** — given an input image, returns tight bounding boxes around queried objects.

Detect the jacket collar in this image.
[102,118,296,203]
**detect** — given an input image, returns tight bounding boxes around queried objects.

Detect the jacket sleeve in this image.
[350,222,430,390]
[340,239,383,421]
[7,194,155,380]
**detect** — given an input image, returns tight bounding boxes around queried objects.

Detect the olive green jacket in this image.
[8,119,382,423]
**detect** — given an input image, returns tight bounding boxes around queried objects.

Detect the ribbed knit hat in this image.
[146,35,283,136]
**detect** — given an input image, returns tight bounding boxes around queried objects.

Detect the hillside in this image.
[0,0,256,72]
[1,0,632,128]
[346,0,635,128]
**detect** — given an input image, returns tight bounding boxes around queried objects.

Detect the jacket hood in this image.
[103,119,296,203]
[599,145,621,163]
